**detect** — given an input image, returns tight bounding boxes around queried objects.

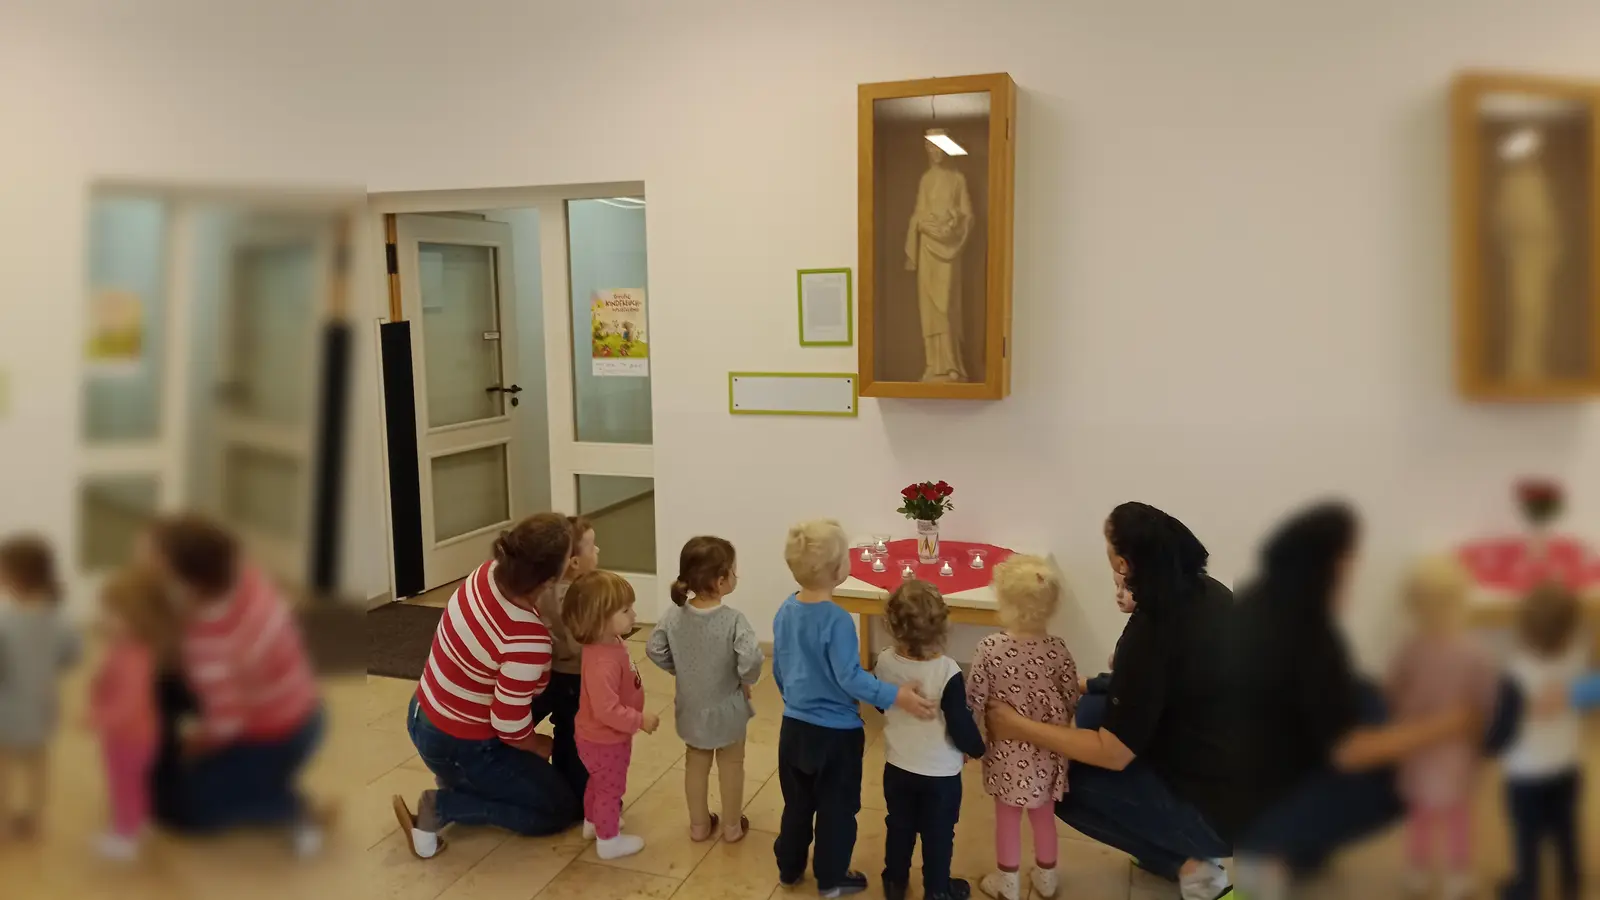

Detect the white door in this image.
[211,216,332,584]
[395,214,526,590]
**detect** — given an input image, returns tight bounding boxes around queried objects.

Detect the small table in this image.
[1457,534,1600,656]
[832,576,1002,670]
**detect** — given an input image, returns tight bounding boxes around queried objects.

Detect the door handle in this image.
[484,384,523,394]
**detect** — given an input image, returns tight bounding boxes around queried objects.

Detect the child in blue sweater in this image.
[772,520,937,898]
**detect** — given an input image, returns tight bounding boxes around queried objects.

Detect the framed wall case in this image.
[1452,71,1600,401]
[858,73,1016,400]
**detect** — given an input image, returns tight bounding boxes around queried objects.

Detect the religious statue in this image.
[1493,126,1562,383]
[905,132,974,383]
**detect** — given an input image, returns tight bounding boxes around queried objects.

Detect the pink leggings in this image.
[995,800,1058,870]
[103,738,156,837]
[1406,804,1470,870]
[576,738,632,840]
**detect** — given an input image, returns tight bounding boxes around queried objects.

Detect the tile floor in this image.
[8,628,1598,899]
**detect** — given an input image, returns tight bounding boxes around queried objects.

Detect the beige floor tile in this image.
[368,674,421,724]
[362,826,509,900]
[743,773,787,835]
[537,861,680,900]
[436,831,587,900]
[671,829,784,900]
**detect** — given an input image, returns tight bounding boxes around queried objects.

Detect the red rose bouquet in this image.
[897,480,955,523]
[1516,478,1563,528]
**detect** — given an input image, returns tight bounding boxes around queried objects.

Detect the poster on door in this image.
[590,288,649,377]
[84,288,145,376]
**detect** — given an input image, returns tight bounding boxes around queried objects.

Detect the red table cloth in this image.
[1457,534,1600,594]
[848,539,1014,595]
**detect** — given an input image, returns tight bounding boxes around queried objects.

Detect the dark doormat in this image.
[367,603,444,680]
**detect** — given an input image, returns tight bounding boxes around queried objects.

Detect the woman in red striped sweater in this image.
[141,515,325,855]
[392,512,584,858]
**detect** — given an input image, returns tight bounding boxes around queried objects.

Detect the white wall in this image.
[3,0,1600,669]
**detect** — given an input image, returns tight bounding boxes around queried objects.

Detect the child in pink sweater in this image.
[89,568,167,861]
[563,571,659,860]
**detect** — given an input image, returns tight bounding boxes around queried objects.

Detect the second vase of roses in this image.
[898,480,954,564]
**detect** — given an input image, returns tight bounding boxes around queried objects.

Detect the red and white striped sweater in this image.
[415,560,552,743]
[182,564,319,745]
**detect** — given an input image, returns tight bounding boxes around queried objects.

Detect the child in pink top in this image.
[967,555,1079,900]
[90,568,167,861]
[563,571,659,860]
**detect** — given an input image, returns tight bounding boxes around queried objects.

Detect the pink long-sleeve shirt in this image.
[574,640,644,744]
[91,637,158,749]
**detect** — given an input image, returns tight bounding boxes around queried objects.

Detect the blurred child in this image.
[967,555,1078,900]
[875,580,985,900]
[564,570,658,860]
[1500,583,1584,900]
[646,536,763,843]
[532,516,600,796]
[89,567,171,860]
[772,520,937,898]
[1388,557,1498,899]
[0,535,79,838]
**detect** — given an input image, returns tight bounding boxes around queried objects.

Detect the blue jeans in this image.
[406,696,581,836]
[1053,695,1230,880]
[158,705,325,833]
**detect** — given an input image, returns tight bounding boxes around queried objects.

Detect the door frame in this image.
[365,182,655,607]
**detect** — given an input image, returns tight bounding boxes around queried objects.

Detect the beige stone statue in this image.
[1493,127,1562,383]
[905,134,974,383]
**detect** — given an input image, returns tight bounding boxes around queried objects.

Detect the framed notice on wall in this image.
[590,288,649,377]
[85,288,145,376]
[798,268,853,346]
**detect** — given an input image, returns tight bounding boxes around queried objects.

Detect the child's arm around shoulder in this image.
[941,659,986,759]
[965,636,995,737]
[645,609,675,673]
[1051,636,1080,719]
[823,605,898,710]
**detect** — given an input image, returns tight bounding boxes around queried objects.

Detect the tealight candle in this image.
[901,565,915,579]
[939,560,954,576]
[860,545,874,562]
[969,549,987,569]
[871,557,886,572]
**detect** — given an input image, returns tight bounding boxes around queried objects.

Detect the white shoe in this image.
[95,832,140,862]
[291,820,325,859]
[595,833,645,860]
[1030,866,1058,899]
[582,817,625,840]
[1179,860,1230,900]
[978,870,1020,900]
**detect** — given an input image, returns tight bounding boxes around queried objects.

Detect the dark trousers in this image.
[774,717,865,888]
[161,707,326,833]
[1503,769,1581,900]
[151,670,196,826]
[1055,695,1231,880]
[882,764,962,895]
[529,672,586,799]
[407,696,582,836]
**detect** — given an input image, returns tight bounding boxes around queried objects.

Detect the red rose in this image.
[901,486,919,500]
[935,480,952,497]
[920,484,939,501]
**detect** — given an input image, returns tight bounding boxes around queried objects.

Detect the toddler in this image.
[533,516,600,796]
[967,554,1078,900]
[0,535,80,838]
[1500,583,1584,900]
[564,570,659,859]
[89,566,168,860]
[1388,557,1497,899]
[646,536,763,843]
[875,580,985,900]
[772,519,937,898]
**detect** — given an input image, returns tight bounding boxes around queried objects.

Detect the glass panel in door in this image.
[567,199,652,444]
[83,195,168,443]
[228,242,315,424]
[576,474,655,574]
[420,242,505,428]
[432,444,511,542]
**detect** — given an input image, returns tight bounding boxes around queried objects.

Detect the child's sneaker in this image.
[94,832,140,862]
[979,870,1020,900]
[595,833,645,860]
[882,879,907,900]
[582,817,624,840]
[818,871,868,898]
[1030,866,1058,899]
[928,878,972,900]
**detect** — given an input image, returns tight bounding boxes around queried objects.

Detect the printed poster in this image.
[590,288,649,377]
[85,288,145,375]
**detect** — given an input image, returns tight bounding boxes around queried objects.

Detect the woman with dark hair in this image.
[1230,501,1518,900]
[985,502,1236,900]
[392,513,583,858]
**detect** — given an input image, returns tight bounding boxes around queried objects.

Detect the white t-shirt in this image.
[1502,643,1585,780]
[874,650,965,778]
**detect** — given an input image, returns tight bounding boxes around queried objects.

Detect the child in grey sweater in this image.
[646,536,763,843]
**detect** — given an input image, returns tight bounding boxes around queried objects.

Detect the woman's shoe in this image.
[391,795,446,860]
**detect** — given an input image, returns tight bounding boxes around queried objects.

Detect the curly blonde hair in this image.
[1404,555,1470,628]
[784,520,850,590]
[561,570,635,645]
[992,554,1061,633]
[886,580,949,660]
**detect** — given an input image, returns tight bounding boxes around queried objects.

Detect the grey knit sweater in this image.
[645,603,764,750]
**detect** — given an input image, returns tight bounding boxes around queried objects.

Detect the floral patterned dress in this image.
[966,633,1079,808]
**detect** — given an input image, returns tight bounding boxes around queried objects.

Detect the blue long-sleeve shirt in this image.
[772,593,897,729]
[1570,672,1600,709]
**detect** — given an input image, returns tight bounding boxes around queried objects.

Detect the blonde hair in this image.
[561,570,635,645]
[886,580,949,659]
[992,554,1061,633]
[784,519,850,590]
[101,565,180,663]
[1405,556,1470,626]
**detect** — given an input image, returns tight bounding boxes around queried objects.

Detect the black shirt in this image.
[1102,575,1239,840]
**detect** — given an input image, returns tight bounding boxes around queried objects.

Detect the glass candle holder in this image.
[968,548,988,569]
[939,558,955,577]
[897,559,917,581]
[872,534,891,554]
[871,555,887,573]
[858,543,875,562]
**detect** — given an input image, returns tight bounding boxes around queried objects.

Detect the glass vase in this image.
[916,519,940,564]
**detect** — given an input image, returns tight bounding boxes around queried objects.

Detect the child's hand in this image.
[1078,677,1091,696]
[640,711,661,734]
[893,685,938,720]
[740,683,753,701]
